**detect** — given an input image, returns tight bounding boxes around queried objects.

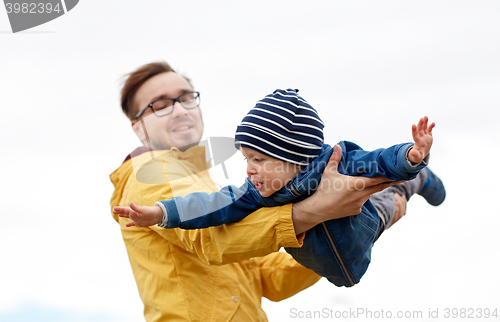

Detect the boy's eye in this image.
[243,155,263,162]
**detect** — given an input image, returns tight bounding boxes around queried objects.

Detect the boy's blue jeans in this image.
[285,175,426,287]
[286,204,379,286]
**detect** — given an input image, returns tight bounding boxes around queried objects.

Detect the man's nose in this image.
[171,101,187,118]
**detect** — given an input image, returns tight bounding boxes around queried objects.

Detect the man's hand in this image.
[113,201,164,227]
[292,144,401,235]
[389,193,407,228]
[408,116,435,164]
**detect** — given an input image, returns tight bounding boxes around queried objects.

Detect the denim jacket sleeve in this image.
[338,140,428,181]
[156,179,266,229]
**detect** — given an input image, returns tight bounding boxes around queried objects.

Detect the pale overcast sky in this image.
[1,1,499,321]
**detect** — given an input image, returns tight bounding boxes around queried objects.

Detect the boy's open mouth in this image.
[253,181,263,190]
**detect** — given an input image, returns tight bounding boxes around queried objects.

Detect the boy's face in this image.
[240,147,302,197]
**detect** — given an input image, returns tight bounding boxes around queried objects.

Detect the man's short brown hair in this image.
[120,61,192,120]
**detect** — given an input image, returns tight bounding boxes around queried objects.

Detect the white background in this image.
[1,1,499,321]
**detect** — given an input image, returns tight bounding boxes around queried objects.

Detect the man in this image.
[110,61,404,321]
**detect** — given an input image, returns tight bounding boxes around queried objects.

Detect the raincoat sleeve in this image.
[150,204,304,265]
[257,252,321,301]
[111,157,305,266]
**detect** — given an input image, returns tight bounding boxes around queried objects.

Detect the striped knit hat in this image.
[235,89,324,166]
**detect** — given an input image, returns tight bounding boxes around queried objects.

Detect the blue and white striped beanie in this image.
[235,89,324,166]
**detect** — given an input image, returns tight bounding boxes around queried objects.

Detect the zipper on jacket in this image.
[288,181,301,196]
[321,222,355,287]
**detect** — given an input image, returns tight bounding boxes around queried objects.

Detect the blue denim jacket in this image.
[157,140,427,286]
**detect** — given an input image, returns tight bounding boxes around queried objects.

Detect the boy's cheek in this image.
[261,161,274,172]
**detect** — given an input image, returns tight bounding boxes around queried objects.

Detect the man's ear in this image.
[131,119,147,145]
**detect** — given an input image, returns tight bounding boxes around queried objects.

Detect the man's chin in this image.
[147,139,198,151]
[175,141,199,152]
[169,130,203,150]
[170,135,202,151]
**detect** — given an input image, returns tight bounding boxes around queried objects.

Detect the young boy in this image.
[114,88,446,287]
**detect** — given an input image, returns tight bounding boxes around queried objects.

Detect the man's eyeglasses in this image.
[135,91,200,119]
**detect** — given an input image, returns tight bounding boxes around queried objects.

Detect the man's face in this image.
[131,72,203,150]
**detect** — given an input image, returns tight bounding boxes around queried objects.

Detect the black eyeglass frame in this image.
[134,91,200,119]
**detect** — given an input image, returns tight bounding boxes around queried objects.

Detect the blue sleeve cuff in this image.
[156,199,181,228]
[405,147,430,168]
[395,144,429,179]
[155,201,168,228]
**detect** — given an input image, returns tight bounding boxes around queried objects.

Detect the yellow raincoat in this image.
[110,146,320,322]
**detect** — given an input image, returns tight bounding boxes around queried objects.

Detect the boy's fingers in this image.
[113,206,124,214]
[419,118,425,136]
[130,201,141,213]
[115,207,131,215]
[411,124,418,139]
[125,221,136,227]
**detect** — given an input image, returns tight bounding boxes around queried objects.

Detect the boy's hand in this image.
[408,116,435,164]
[113,201,164,227]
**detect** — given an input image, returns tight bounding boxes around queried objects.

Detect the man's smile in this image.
[171,122,194,133]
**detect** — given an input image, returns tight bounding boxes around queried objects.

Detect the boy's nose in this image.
[246,163,257,176]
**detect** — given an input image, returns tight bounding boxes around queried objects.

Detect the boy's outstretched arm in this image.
[292,144,402,235]
[408,116,435,164]
[113,201,163,227]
